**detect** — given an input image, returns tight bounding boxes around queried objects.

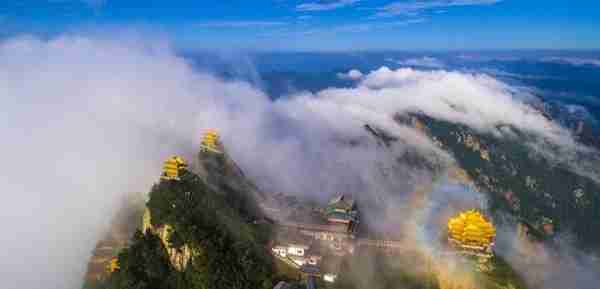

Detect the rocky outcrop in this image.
[142,208,195,271]
[454,132,491,161]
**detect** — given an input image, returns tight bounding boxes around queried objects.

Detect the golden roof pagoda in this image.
[447,210,496,254]
[200,129,222,154]
[106,257,119,273]
[161,156,187,181]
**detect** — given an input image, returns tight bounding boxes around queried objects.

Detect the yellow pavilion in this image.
[160,156,188,181]
[200,129,222,154]
[447,210,496,257]
[106,257,119,273]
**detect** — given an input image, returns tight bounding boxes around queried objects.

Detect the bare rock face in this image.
[142,208,194,271]
[454,132,491,162]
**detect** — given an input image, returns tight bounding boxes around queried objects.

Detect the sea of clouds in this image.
[1,35,598,289]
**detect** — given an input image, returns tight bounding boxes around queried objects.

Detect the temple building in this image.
[325,194,358,226]
[267,194,359,255]
[106,257,119,273]
[271,231,322,268]
[447,210,496,259]
[160,156,187,181]
[200,129,222,154]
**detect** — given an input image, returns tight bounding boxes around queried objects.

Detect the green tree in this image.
[107,230,173,289]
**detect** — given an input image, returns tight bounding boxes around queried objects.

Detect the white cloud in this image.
[541,56,600,68]
[337,69,364,80]
[375,0,502,17]
[297,0,361,12]
[301,18,426,35]
[0,36,446,289]
[194,21,287,28]
[316,66,600,182]
[340,66,548,134]
[394,56,445,68]
[456,54,600,68]
[498,224,600,289]
[0,35,272,289]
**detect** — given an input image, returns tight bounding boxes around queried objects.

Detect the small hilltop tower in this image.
[325,194,359,233]
[200,129,222,154]
[106,257,119,274]
[160,156,188,181]
[447,210,496,259]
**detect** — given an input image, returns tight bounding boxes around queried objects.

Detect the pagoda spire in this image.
[160,155,187,181]
[200,129,222,154]
[447,209,496,257]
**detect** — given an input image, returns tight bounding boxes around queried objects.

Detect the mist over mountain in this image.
[2,34,600,289]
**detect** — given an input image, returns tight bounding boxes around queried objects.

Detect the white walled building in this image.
[271,237,322,267]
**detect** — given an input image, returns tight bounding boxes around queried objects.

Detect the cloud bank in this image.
[0,35,444,289]
[0,35,272,289]
[329,67,555,137]
[375,0,502,17]
[394,56,445,68]
[195,21,287,29]
[332,67,600,183]
[337,69,364,80]
[541,56,600,68]
[296,0,361,12]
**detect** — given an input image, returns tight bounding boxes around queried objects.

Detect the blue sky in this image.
[0,0,598,51]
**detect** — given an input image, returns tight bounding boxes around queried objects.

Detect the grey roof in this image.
[327,194,355,211]
[300,264,321,275]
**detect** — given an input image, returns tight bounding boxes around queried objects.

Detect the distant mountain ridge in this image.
[391,113,600,251]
